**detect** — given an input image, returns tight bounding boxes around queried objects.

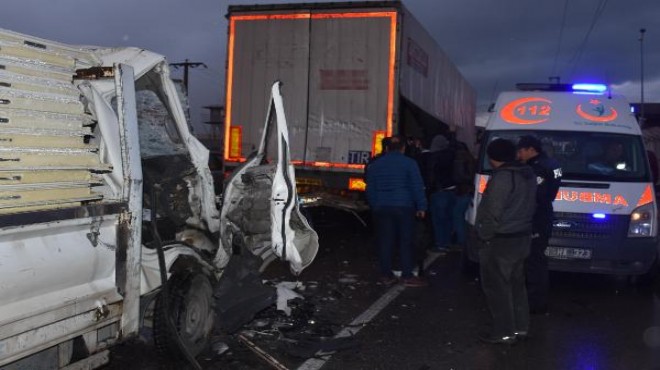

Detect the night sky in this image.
[1,0,658,134]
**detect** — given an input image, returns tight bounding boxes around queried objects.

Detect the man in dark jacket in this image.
[517,135,562,314]
[366,135,428,287]
[476,138,537,344]
[420,135,456,252]
[451,140,476,248]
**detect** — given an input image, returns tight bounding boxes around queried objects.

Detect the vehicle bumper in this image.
[465,224,657,275]
[546,236,657,275]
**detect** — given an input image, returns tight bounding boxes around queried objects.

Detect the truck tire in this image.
[153,271,214,360]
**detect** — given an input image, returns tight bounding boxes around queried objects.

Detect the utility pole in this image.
[639,28,646,126]
[169,59,207,93]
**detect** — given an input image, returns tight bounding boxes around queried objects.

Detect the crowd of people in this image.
[364,133,562,345]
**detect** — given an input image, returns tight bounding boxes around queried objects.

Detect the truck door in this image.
[305,12,395,167]
[221,82,319,275]
[225,9,396,169]
[225,14,311,164]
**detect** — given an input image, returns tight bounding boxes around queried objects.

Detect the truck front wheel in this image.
[153,271,215,359]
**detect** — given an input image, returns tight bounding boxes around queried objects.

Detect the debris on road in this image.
[238,332,290,370]
[276,281,305,316]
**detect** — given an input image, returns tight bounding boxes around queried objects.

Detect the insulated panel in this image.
[0,58,73,82]
[0,201,81,215]
[0,29,106,215]
[0,42,75,69]
[0,31,99,66]
[0,170,94,186]
[0,133,90,149]
[0,71,80,97]
[0,90,83,114]
[0,151,108,171]
[0,186,99,213]
[0,109,91,133]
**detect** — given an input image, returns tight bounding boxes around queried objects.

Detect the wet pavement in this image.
[102,209,660,370]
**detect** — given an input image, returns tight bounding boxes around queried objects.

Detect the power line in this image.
[169,59,207,93]
[551,0,570,78]
[567,0,609,79]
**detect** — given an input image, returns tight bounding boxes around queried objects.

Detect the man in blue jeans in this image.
[366,135,428,287]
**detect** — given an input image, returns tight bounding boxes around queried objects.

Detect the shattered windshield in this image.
[134,89,187,158]
[480,130,650,182]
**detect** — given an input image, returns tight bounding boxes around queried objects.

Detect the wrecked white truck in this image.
[0,28,318,369]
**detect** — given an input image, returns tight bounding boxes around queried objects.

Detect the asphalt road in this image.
[103,209,660,370]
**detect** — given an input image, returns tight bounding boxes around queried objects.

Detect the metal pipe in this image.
[237,332,290,370]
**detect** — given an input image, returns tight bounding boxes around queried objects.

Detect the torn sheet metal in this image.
[220,82,318,275]
[276,282,304,316]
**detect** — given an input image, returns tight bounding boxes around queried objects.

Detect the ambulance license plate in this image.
[545,247,592,260]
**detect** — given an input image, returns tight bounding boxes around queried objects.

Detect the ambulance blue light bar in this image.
[516,83,608,93]
[572,84,607,93]
[592,213,607,219]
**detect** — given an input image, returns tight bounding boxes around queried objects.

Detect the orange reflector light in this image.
[348,178,366,191]
[478,175,488,194]
[229,126,242,159]
[312,161,332,168]
[232,14,311,21]
[372,131,387,156]
[637,184,654,207]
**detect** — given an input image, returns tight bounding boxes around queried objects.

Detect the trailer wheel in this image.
[153,271,214,359]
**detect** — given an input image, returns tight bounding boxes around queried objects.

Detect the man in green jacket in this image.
[476,138,537,344]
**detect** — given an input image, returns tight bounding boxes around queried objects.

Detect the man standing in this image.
[476,139,536,344]
[421,135,456,252]
[516,135,562,314]
[366,135,428,287]
[450,140,476,249]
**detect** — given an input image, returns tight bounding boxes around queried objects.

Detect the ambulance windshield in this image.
[480,130,650,182]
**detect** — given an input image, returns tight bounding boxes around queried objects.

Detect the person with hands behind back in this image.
[476,138,537,344]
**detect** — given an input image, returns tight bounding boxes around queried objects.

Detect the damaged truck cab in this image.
[0,28,317,369]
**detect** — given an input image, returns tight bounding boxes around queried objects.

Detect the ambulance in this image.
[465,83,658,277]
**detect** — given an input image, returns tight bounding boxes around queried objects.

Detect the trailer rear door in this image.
[225,8,397,171]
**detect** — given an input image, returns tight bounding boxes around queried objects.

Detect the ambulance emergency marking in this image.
[466,84,658,276]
